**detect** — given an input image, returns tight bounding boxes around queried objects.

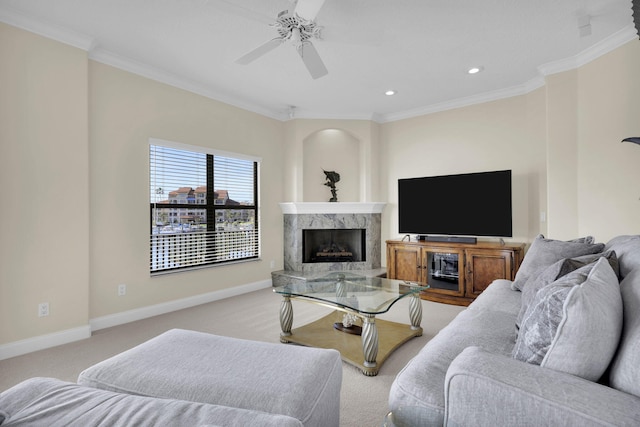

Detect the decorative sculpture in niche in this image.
[632,0,639,40]
[323,170,340,202]
[621,138,640,201]
[622,137,640,145]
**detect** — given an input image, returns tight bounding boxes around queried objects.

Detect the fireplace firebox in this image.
[303,229,366,263]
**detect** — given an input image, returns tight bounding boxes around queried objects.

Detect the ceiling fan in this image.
[235,0,328,79]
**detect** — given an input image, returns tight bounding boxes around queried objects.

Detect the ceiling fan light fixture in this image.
[291,27,302,45]
[236,0,328,79]
[385,90,397,96]
[467,66,484,74]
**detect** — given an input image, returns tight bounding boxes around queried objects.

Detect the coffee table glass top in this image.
[273,271,428,315]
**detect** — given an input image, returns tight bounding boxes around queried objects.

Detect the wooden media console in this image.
[386,239,525,306]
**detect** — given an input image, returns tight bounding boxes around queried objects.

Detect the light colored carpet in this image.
[0,287,464,426]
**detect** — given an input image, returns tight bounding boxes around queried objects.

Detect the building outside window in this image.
[149,139,260,274]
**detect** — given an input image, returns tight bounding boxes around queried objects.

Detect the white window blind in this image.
[150,141,259,274]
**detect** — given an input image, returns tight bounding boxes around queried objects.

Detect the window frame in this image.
[149,138,261,275]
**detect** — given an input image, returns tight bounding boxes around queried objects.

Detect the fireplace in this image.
[279,202,385,272]
[303,229,366,263]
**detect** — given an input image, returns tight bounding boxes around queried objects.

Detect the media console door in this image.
[465,248,516,297]
[386,240,524,306]
[387,244,423,283]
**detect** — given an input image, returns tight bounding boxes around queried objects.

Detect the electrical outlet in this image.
[38,302,49,317]
[118,284,127,296]
[270,260,276,269]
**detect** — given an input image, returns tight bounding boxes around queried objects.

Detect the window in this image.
[149,139,260,274]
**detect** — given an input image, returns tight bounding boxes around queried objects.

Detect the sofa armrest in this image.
[0,377,304,427]
[444,346,640,427]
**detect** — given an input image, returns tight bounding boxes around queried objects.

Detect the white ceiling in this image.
[0,0,637,122]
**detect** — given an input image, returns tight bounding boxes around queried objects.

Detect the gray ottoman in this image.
[78,329,342,427]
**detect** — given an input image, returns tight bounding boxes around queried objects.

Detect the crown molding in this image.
[538,24,638,76]
[2,4,636,125]
[0,4,286,121]
[88,48,287,121]
[0,5,95,51]
[286,109,380,122]
[379,78,543,123]
[379,25,637,123]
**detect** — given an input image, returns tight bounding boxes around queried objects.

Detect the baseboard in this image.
[0,325,92,361]
[0,280,272,361]
[90,279,272,331]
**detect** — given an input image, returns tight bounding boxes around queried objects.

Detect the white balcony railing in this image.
[150,230,258,272]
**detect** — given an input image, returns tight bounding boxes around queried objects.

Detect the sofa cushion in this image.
[0,377,303,427]
[512,258,622,381]
[467,279,521,315]
[77,329,342,427]
[608,268,640,398]
[445,347,640,427]
[605,235,640,279]
[388,303,518,426]
[515,251,618,329]
[511,234,604,291]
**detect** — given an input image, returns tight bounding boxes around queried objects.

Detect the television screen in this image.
[398,170,512,238]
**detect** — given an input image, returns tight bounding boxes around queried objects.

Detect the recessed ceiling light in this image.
[384,90,397,96]
[467,66,484,74]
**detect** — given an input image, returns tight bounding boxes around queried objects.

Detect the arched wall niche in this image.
[303,128,361,202]
[282,119,381,203]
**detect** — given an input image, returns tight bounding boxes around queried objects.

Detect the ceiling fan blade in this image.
[321,25,387,46]
[294,0,326,21]
[236,38,284,65]
[297,41,328,79]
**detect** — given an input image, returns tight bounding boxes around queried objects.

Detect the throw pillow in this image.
[569,236,595,244]
[515,251,619,329]
[512,258,622,381]
[511,234,604,291]
[608,268,640,397]
[604,235,640,279]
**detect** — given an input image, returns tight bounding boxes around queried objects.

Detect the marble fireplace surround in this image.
[280,202,386,272]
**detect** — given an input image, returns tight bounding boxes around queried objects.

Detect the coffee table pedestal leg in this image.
[409,293,423,335]
[362,314,379,376]
[280,296,293,343]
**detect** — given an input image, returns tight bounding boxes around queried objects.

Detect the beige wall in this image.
[576,40,640,241]
[2,20,640,352]
[0,23,90,343]
[380,93,547,245]
[88,62,284,319]
[545,70,580,239]
[0,23,285,348]
[379,39,640,248]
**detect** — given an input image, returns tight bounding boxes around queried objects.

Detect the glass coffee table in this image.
[273,272,428,376]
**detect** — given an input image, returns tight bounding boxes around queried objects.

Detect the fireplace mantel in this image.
[279,202,386,215]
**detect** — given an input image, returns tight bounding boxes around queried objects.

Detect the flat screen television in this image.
[398,169,512,240]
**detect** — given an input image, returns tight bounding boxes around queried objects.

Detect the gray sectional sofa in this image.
[388,234,640,426]
[0,329,342,426]
[4,236,640,426]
